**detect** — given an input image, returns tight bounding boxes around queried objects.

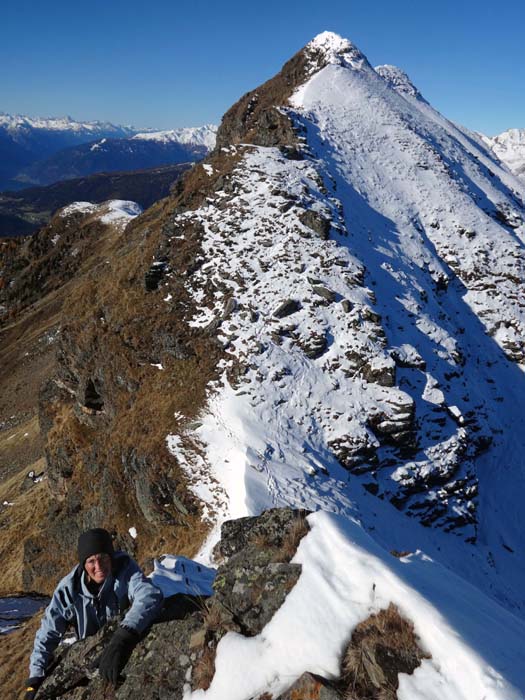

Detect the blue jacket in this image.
[29,552,163,678]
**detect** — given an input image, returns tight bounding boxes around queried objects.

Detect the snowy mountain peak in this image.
[375,64,425,101]
[305,31,371,72]
[308,31,352,55]
[131,124,217,149]
[166,32,525,617]
[482,128,525,181]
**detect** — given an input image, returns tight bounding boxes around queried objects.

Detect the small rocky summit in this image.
[36,508,427,700]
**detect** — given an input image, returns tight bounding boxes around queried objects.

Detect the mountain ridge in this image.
[1,30,525,698]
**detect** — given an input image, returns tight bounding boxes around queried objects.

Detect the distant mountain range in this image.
[0,162,192,237]
[0,112,216,189]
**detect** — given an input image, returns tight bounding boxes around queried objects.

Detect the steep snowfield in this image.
[132,124,217,149]
[482,128,525,181]
[188,511,525,700]
[159,31,525,695]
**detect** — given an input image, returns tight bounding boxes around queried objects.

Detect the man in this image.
[25,528,163,699]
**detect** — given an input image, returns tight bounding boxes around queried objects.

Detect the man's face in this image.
[84,553,112,584]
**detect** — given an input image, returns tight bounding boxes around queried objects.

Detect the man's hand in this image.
[24,676,43,699]
[98,626,139,685]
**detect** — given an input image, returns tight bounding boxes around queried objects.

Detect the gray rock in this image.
[299,210,331,239]
[297,332,328,359]
[273,299,301,318]
[312,285,336,303]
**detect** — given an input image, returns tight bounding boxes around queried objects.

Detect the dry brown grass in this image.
[17,195,221,589]
[273,513,310,563]
[191,644,217,691]
[0,416,42,482]
[390,550,412,559]
[341,604,430,700]
[0,608,43,698]
[0,461,51,595]
[201,601,227,635]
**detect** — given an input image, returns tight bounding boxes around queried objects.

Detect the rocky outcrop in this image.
[35,508,310,699]
[33,509,428,700]
[215,33,368,152]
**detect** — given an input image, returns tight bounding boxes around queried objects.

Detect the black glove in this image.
[98,626,139,685]
[24,676,44,700]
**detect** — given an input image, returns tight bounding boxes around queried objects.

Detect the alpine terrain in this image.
[1,31,525,699]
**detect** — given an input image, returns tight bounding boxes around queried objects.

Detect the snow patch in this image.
[189,511,525,700]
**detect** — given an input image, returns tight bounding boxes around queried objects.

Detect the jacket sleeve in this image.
[121,559,164,634]
[29,582,73,678]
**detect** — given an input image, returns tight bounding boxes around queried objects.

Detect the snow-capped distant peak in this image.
[375,64,425,101]
[305,31,371,72]
[132,124,217,150]
[0,112,133,134]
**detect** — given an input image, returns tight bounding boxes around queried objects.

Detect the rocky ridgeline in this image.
[35,508,427,700]
[150,38,485,537]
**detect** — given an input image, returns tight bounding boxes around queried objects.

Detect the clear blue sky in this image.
[1,0,523,136]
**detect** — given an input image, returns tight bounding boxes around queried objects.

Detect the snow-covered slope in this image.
[160,30,525,632]
[482,128,525,181]
[132,124,217,150]
[190,510,525,700]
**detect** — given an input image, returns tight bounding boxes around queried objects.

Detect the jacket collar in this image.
[80,569,114,599]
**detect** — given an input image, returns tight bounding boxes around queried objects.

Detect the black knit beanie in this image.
[77,528,114,567]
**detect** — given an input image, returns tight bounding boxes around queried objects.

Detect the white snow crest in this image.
[99,200,143,225]
[375,64,424,100]
[0,112,133,135]
[304,31,371,73]
[188,511,525,700]
[132,125,217,150]
[59,200,142,228]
